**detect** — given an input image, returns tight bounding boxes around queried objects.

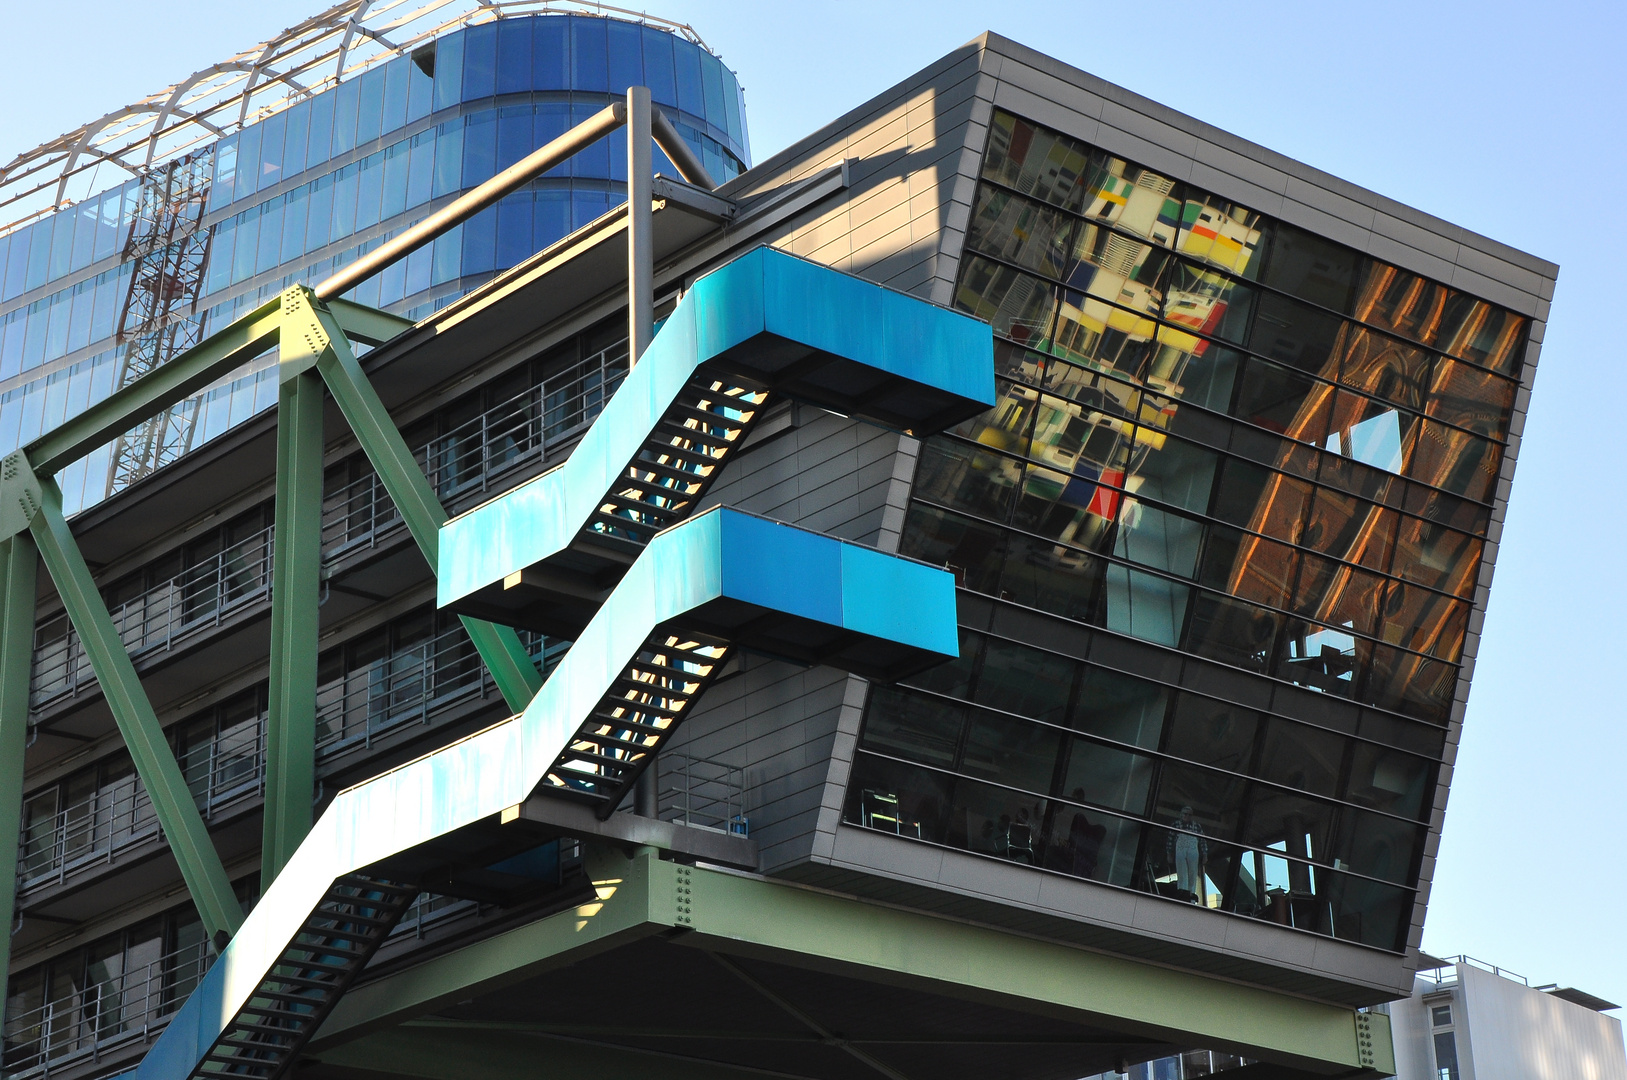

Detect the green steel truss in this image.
[0,284,546,948]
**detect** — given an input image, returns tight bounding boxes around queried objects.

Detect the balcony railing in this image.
[29,342,627,711]
[29,527,274,707]
[1,938,210,1077]
[658,753,748,836]
[323,342,628,557]
[16,625,561,891]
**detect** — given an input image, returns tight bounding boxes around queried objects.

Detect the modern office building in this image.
[0,0,747,515]
[0,9,1557,1080]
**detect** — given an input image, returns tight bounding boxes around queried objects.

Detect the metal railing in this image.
[658,753,748,837]
[323,342,628,557]
[1418,954,1528,987]
[29,526,274,707]
[19,721,267,894]
[28,340,623,711]
[17,627,563,889]
[1,937,211,1077]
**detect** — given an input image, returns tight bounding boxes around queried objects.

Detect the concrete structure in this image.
[0,16,1557,1080]
[1390,957,1625,1080]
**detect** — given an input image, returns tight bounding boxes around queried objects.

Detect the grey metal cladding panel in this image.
[978,33,1556,290]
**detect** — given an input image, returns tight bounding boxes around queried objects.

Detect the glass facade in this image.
[845,109,1528,953]
[0,14,748,515]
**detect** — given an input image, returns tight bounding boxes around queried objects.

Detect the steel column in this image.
[300,295,542,711]
[0,535,39,992]
[263,370,325,890]
[27,480,242,940]
[627,85,654,367]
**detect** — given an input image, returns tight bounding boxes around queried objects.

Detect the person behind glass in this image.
[1167,805,1208,905]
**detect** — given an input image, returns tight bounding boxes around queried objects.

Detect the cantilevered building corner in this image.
[0,14,1552,1080]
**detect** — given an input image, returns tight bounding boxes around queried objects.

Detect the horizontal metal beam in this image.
[652,108,717,190]
[314,102,627,301]
[317,849,1393,1078]
[25,297,282,476]
[326,297,416,345]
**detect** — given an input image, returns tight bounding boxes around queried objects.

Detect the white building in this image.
[1388,955,1625,1080]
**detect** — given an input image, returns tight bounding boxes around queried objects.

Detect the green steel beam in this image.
[327,298,416,346]
[262,367,326,890]
[0,535,39,986]
[26,478,242,940]
[293,289,542,711]
[317,850,1392,1078]
[23,297,282,477]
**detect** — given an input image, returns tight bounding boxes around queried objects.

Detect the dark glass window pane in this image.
[462,109,498,185]
[1046,804,1142,886]
[1060,737,1152,815]
[861,686,966,769]
[1170,341,1243,416]
[496,17,532,95]
[1426,354,1516,440]
[903,628,982,699]
[571,17,608,92]
[1302,487,1395,572]
[1326,868,1411,951]
[1166,260,1254,345]
[1275,618,1359,697]
[496,103,532,172]
[1405,417,1500,503]
[380,144,409,222]
[700,50,726,126]
[495,190,533,270]
[1012,461,1115,552]
[961,709,1063,794]
[900,503,1005,595]
[407,49,434,121]
[1240,787,1335,872]
[1104,564,1190,647]
[955,255,1056,348]
[1131,434,1218,516]
[1234,356,1332,444]
[970,638,1075,724]
[1184,591,1280,673]
[1200,525,1298,611]
[1250,291,1343,378]
[674,40,704,116]
[354,154,384,230]
[1072,666,1167,749]
[1331,805,1423,885]
[1260,222,1361,314]
[913,436,1019,522]
[463,22,497,99]
[1153,763,1246,842]
[1163,693,1258,772]
[1432,1032,1461,1080]
[950,775,1048,864]
[966,186,1076,280]
[303,176,333,252]
[1293,556,1385,639]
[982,110,1094,214]
[1115,501,1201,578]
[1000,530,1106,623]
[1391,516,1480,599]
[845,753,953,844]
[1381,581,1468,662]
[1361,644,1455,726]
[1336,325,1431,413]
[1345,741,1432,820]
[1256,718,1344,796]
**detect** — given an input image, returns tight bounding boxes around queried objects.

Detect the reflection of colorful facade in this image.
[886,105,1536,954]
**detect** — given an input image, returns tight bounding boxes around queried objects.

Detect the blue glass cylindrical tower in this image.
[0,13,750,511]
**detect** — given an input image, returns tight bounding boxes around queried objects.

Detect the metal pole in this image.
[628,86,658,821]
[0,535,39,1007]
[314,102,628,302]
[262,370,324,891]
[627,86,654,367]
[651,108,718,190]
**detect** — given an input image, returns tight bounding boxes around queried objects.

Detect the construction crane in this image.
[105,150,214,497]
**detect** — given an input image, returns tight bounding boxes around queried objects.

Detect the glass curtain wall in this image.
[845,109,1527,953]
[0,14,748,514]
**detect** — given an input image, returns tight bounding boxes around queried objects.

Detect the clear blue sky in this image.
[1,0,1621,1008]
